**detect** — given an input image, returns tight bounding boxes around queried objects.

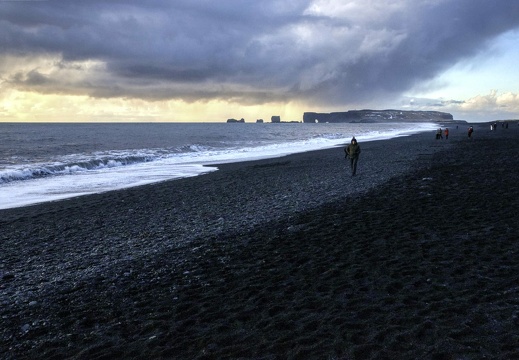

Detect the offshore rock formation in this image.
[303,110,454,123]
[227,118,245,123]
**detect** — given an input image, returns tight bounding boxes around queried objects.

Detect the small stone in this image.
[2,274,15,281]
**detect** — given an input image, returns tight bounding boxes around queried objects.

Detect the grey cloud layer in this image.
[1,0,519,105]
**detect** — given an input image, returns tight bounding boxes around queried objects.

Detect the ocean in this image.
[0,122,438,210]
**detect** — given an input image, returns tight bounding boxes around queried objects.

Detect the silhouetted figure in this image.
[345,137,361,176]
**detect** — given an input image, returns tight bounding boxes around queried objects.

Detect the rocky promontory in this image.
[303,109,454,123]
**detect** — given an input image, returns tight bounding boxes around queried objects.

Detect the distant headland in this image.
[227,110,460,123]
[303,110,455,123]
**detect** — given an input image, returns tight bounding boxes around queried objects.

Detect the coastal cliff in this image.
[303,110,454,123]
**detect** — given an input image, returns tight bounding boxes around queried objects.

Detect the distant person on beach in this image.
[436,128,441,140]
[345,137,361,176]
[468,126,473,138]
[444,128,449,139]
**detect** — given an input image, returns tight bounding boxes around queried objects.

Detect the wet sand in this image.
[1,123,518,359]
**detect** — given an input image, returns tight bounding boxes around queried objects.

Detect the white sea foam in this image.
[0,122,438,209]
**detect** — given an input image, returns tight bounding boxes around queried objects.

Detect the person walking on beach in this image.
[345,137,361,176]
[444,128,449,140]
[468,126,473,138]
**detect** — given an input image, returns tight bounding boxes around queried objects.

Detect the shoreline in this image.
[1,123,518,359]
[1,122,438,212]
[1,124,445,215]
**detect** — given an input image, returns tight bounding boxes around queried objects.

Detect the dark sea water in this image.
[0,122,438,209]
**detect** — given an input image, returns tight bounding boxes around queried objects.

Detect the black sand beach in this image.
[1,123,518,359]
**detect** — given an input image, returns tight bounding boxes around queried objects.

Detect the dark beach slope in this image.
[1,124,518,359]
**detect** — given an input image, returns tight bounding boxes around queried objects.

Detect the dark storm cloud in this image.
[1,0,519,106]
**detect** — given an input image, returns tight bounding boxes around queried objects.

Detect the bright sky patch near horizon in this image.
[1,0,519,123]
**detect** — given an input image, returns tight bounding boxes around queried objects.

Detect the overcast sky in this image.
[1,0,519,122]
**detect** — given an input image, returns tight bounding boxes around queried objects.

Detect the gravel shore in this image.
[1,123,518,359]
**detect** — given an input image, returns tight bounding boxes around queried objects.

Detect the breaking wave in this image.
[1,156,152,184]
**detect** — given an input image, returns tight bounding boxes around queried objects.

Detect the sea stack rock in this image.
[227,118,245,123]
